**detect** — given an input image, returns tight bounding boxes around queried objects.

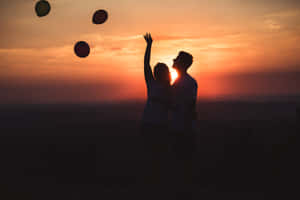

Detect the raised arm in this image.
[144,33,154,85]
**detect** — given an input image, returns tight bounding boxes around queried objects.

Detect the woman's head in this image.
[154,63,170,84]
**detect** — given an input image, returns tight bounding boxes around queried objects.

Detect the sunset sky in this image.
[1,0,300,103]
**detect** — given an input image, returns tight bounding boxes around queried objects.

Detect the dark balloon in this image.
[92,9,108,24]
[35,0,51,17]
[74,41,90,58]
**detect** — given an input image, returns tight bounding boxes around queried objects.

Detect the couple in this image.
[142,33,198,151]
[141,33,197,191]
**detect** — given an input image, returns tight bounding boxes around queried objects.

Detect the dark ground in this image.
[0,101,299,199]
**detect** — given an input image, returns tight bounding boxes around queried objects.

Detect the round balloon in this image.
[74,41,90,58]
[92,9,108,24]
[35,0,51,17]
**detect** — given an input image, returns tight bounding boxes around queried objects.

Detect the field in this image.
[0,101,299,199]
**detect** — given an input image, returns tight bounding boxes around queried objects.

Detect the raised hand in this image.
[144,32,154,83]
[144,32,153,45]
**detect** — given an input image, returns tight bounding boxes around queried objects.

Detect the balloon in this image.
[92,9,108,24]
[74,41,90,58]
[35,0,51,17]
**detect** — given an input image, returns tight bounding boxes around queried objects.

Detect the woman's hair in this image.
[154,63,170,83]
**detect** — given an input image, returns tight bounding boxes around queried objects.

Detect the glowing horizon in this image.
[1,0,300,103]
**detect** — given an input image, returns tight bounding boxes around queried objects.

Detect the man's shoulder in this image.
[173,73,197,89]
[186,74,198,88]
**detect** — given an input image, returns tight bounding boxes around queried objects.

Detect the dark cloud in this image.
[0,78,122,103]
[202,70,300,97]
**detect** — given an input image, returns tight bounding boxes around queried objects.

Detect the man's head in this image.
[154,63,170,84]
[173,51,193,72]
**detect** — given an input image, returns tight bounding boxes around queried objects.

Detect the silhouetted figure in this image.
[171,51,198,133]
[169,51,198,199]
[140,33,171,193]
[141,32,171,135]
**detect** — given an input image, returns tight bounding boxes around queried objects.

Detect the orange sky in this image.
[1,0,300,103]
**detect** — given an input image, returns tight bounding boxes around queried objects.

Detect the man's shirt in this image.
[170,73,198,132]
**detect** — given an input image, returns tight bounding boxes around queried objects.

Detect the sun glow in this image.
[170,69,178,84]
[157,55,178,84]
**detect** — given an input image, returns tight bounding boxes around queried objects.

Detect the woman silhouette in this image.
[141,33,171,187]
[142,33,171,132]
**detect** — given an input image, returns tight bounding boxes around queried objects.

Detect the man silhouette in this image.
[169,51,197,199]
[171,51,197,135]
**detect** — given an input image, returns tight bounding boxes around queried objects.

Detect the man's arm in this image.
[144,33,154,86]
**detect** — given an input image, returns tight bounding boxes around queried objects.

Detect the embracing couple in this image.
[140,33,197,197]
[141,32,198,161]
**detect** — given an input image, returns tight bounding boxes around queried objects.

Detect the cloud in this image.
[265,9,300,18]
[196,69,300,98]
[0,77,123,103]
[265,19,281,30]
